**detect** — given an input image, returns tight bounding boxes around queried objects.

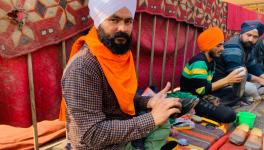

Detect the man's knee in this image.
[245,82,259,97]
[216,106,236,123]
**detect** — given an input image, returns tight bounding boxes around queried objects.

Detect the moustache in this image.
[112,32,130,41]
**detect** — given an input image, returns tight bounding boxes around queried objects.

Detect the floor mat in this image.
[0,119,65,150]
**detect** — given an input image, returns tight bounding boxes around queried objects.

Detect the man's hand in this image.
[224,68,245,85]
[251,74,264,86]
[257,77,264,86]
[147,82,182,126]
[260,74,264,79]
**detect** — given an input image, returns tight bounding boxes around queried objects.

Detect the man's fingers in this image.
[154,92,167,99]
[231,69,239,74]
[158,82,171,94]
[160,93,167,99]
[238,77,245,81]
[168,108,181,116]
[164,98,182,109]
[166,97,181,103]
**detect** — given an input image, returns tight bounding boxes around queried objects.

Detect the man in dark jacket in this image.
[213,20,264,103]
[253,37,264,71]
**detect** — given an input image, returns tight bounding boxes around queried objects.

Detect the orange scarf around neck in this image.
[59,26,137,119]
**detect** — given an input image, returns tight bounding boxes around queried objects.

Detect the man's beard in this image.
[97,26,132,55]
[208,50,218,59]
[242,41,254,51]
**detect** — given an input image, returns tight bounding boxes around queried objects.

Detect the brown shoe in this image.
[244,128,263,150]
[229,124,249,145]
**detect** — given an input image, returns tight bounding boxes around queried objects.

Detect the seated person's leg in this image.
[212,86,241,107]
[131,97,171,150]
[122,121,170,150]
[244,82,261,100]
[143,121,170,150]
[257,85,264,96]
[253,82,264,96]
[121,142,134,150]
[194,99,236,123]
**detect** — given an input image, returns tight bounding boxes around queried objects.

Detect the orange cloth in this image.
[0,119,66,150]
[197,27,224,51]
[59,26,137,120]
[59,98,66,121]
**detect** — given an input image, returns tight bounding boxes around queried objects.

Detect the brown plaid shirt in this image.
[62,46,155,150]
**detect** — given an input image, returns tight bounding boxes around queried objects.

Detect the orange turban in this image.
[197,27,224,51]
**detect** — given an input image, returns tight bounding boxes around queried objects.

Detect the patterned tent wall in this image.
[0,0,91,58]
[0,0,228,127]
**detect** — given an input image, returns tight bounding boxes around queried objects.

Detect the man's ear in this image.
[239,34,242,38]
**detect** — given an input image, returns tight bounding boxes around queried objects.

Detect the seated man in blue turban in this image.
[213,20,264,105]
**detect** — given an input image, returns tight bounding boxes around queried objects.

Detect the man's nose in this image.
[248,36,254,42]
[117,21,129,33]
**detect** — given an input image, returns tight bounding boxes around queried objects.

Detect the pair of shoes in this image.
[229,124,263,150]
[244,128,263,150]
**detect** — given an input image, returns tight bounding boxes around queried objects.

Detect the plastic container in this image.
[236,112,256,128]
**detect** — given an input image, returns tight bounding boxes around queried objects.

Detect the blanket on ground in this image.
[0,119,65,150]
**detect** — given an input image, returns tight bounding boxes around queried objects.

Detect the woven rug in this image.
[168,120,229,150]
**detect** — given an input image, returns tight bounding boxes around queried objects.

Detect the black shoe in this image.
[131,139,145,150]
[161,141,177,150]
[196,99,217,112]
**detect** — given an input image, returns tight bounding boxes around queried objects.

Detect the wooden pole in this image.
[149,15,157,86]
[183,24,190,68]
[27,53,39,150]
[136,13,142,78]
[161,19,170,89]
[171,23,181,91]
[192,28,198,56]
[62,41,67,69]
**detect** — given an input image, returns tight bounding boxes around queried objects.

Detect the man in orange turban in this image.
[180,27,244,123]
[60,0,182,149]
